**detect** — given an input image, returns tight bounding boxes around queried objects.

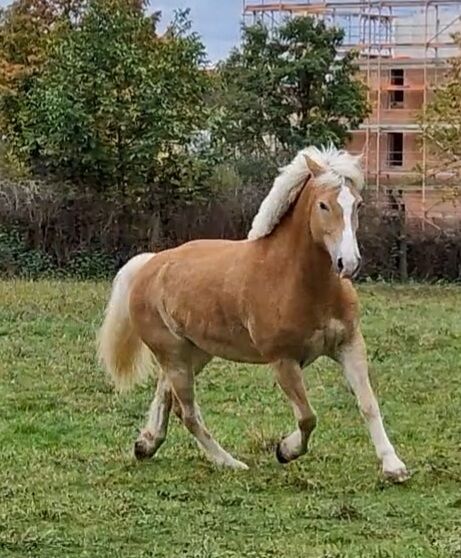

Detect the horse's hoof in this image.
[275,441,290,464]
[382,455,410,483]
[133,439,155,461]
[225,458,249,470]
[383,466,411,483]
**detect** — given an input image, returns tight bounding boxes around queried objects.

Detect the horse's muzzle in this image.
[339,259,362,280]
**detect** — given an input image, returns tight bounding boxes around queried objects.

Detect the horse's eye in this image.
[357,201,363,210]
[319,202,329,211]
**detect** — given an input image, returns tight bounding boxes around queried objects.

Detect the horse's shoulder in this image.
[333,280,361,338]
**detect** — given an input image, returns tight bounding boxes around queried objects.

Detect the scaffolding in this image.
[243,0,461,229]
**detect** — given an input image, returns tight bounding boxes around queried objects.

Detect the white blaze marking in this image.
[337,182,360,271]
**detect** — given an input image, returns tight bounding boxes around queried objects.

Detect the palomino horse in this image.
[98,145,409,482]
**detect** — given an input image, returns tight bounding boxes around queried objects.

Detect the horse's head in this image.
[306,154,363,279]
[248,145,364,279]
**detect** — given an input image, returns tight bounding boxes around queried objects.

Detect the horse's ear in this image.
[304,154,324,177]
[287,181,306,205]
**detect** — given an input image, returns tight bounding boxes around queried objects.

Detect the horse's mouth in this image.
[339,263,361,281]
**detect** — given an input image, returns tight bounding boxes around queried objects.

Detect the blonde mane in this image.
[248,145,364,241]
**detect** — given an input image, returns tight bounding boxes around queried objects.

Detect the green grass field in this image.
[0,281,460,558]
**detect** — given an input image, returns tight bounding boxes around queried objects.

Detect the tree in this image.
[424,34,461,182]
[214,17,369,156]
[2,1,213,203]
[0,0,88,169]
[0,0,88,93]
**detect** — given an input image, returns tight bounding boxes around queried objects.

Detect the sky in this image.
[0,0,243,63]
[155,1,243,63]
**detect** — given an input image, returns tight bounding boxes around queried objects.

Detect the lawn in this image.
[0,281,460,558]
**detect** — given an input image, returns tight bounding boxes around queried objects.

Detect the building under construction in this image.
[243,0,461,229]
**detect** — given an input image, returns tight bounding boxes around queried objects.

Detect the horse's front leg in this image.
[272,359,317,463]
[338,330,409,482]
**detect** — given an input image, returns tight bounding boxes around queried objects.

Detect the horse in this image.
[97,145,409,482]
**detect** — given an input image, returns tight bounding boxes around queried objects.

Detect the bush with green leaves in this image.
[64,251,116,280]
[0,227,118,279]
[0,228,54,278]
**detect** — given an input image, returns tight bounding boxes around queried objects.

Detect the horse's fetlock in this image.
[299,414,317,434]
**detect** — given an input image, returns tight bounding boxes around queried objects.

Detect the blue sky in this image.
[0,0,243,63]
[155,1,242,62]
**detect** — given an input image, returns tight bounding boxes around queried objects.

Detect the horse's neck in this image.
[263,184,337,293]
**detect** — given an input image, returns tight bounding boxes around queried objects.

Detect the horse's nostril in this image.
[337,258,344,272]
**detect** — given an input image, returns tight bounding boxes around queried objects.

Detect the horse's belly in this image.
[170,304,266,364]
[187,326,268,364]
[196,340,267,364]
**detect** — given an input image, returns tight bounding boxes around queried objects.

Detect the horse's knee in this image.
[360,401,378,421]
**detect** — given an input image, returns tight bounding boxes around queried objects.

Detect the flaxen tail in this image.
[97,253,154,392]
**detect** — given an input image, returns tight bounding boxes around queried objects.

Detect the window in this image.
[388,133,403,167]
[389,69,404,108]
[390,89,404,108]
[390,69,404,86]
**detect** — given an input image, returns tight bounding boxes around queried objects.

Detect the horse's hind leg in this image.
[272,359,317,463]
[164,356,249,470]
[134,374,173,460]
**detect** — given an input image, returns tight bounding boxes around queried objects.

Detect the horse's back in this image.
[135,238,249,289]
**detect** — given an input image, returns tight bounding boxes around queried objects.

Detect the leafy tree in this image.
[0,0,87,93]
[424,34,461,182]
[0,0,87,170]
[214,17,369,156]
[2,1,212,202]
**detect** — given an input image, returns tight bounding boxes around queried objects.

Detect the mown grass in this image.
[0,281,460,558]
